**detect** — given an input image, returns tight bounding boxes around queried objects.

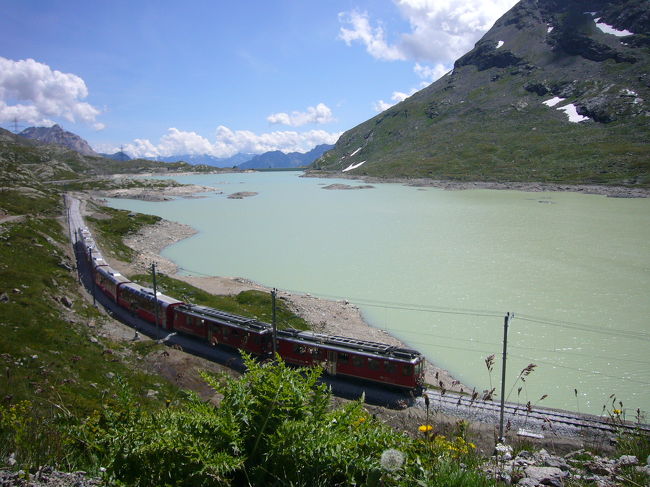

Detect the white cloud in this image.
[374,90,414,112]
[339,0,518,65]
[267,103,335,127]
[124,126,341,159]
[338,10,405,61]
[0,57,103,128]
[346,1,517,114]
[414,62,449,84]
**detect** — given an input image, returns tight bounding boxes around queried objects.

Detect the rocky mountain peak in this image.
[19,124,98,156]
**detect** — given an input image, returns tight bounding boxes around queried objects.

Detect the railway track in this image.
[65,194,650,436]
[422,388,649,436]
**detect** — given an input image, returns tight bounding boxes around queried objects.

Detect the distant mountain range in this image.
[19,124,98,156]
[16,124,332,170]
[238,144,334,169]
[314,0,650,187]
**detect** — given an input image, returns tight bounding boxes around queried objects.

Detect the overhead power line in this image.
[175,265,649,341]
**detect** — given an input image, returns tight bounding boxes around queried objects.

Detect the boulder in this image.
[524,466,568,487]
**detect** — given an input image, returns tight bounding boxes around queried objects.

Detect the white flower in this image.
[380,448,405,471]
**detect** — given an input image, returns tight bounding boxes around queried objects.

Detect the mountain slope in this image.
[0,128,213,180]
[314,0,650,187]
[19,124,98,156]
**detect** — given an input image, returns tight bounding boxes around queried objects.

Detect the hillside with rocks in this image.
[19,124,98,156]
[0,128,216,180]
[313,0,650,187]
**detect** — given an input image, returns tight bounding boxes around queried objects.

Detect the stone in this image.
[60,295,73,308]
[543,456,570,470]
[586,460,614,476]
[617,455,637,467]
[524,466,568,487]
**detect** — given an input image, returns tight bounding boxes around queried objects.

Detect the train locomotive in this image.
[76,227,425,391]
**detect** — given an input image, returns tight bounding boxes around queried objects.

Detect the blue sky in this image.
[0,0,518,157]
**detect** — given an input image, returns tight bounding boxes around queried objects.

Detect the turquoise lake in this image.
[106,172,650,416]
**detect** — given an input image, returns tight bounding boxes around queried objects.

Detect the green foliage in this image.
[86,206,161,260]
[67,356,496,486]
[132,273,310,331]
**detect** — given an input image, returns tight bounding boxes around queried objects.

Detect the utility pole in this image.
[89,247,96,306]
[271,288,277,358]
[152,262,160,328]
[75,228,81,284]
[498,312,511,442]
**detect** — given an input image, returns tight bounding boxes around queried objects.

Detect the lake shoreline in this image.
[84,190,468,392]
[303,170,650,198]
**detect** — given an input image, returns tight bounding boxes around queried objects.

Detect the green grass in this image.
[0,180,184,468]
[316,89,650,187]
[131,273,310,331]
[86,206,161,260]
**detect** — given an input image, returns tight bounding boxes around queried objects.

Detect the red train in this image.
[76,227,425,391]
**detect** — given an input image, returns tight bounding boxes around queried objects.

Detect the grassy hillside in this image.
[314,0,650,187]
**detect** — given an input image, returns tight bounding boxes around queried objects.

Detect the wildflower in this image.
[380,448,405,471]
[613,408,622,415]
[418,424,433,432]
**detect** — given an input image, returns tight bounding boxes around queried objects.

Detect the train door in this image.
[326,350,337,375]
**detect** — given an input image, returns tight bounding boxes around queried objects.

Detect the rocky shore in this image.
[95,183,218,202]
[304,171,650,198]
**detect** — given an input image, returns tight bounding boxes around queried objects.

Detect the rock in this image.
[60,296,73,308]
[586,460,614,476]
[617,455,637,466]
[227,191,259,199]
[0,292,9,303]
[524,466,568,487]
[495,443,514,461]
[106,372,115,379]
[543,456,570,470]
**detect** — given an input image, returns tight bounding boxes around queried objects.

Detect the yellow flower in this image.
[613,408,622,415]
[418,424,433,432]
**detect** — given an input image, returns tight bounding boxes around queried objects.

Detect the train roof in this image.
[278,329,423,363]
[178,304,271,333]
[92,258,108,268]
[120,282,182,306]
[96,265,130,283]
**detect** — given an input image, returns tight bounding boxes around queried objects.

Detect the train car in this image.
[72,223,426,392]
[172,304,272,355]
[117,282,182,329]
[277,330,425,390]
[94,266,130,301]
